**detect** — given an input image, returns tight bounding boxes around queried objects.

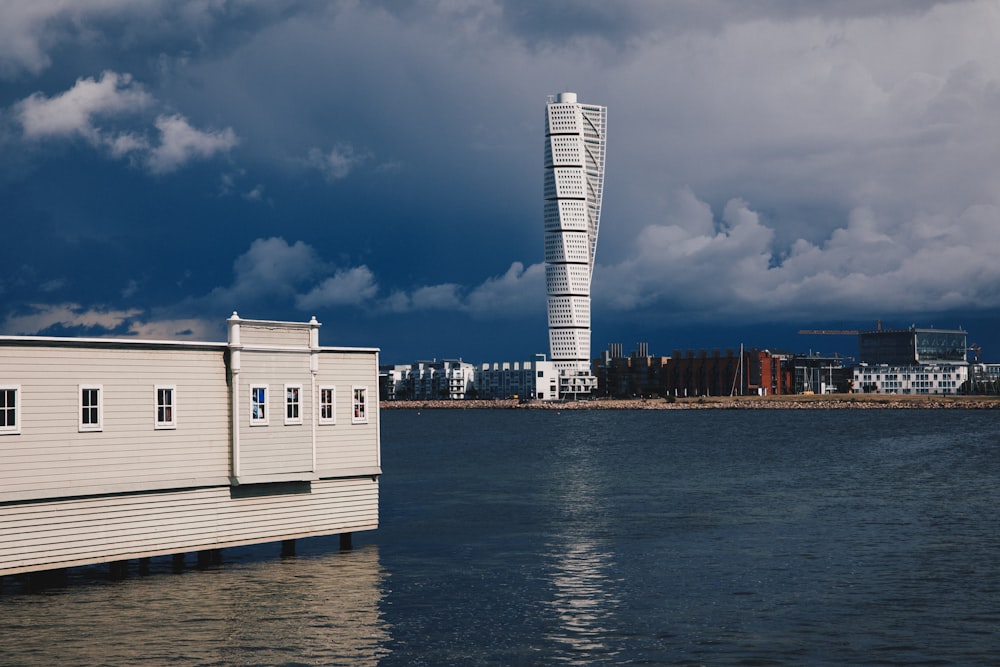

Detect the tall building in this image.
[543,92,606,396]
[858,327,967,366]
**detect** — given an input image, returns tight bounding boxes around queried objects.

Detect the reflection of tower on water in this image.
[543,446,622,662]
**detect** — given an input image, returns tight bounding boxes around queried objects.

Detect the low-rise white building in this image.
[0,313,381,576]
[852,363,968,395]
[477,355,560,400]
[379,359,476,400]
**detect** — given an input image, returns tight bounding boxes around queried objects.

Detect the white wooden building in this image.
[852,363,968,395]
[0,313,381,576]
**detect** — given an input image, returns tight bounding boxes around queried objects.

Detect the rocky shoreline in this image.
[382,395,1000,410]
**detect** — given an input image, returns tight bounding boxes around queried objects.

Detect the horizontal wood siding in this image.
[0,478,378,575]
[240,323,311,348]
[0,346,230,503]
[238,349,313,476]
[315,352,380,476]
[0,319,381,576]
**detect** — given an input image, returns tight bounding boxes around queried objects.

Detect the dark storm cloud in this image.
[1,0,999,360]
[0,1,319,80]
[445,0,970,48]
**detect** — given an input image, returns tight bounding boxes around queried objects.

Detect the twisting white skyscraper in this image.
[544,92,606,395]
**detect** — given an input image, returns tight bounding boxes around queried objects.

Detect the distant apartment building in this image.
[544,91,606,396]
[858,327,967,366]
[793,354,854,394]
[592,345,792,398]
[477,355,560,401]
[852,326,969,394]
[594,343,668,397]
[970,363,1000,393]
[853,364,968,395]
[665,348,791,397]
[379,359,475,401]
[379,355,566,402]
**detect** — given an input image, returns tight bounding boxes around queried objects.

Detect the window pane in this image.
[82,389,99,425]
[0,389,12,428]
[286,386,299,419]
[252,387,266,421]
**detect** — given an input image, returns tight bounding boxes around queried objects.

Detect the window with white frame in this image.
[352,385,368,424]
[155,385,176,429]
[284,383,303,425]
[79,385,102,432]
[319,385,336,425]
[250,384,268,425]
[0,385,20,435]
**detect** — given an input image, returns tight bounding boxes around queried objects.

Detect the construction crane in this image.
[798,330,858,335]
[798,320,882,336]
[968,344,981,363]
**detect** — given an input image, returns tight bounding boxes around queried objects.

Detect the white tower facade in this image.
[544,92,606,394]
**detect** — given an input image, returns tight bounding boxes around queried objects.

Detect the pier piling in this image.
[281,539,296,557]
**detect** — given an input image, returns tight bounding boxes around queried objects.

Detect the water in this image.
[2,409,999,665]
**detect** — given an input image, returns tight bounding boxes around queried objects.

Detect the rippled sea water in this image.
[2,409,999,666]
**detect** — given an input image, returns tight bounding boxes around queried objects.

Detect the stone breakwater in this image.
[382,396,1000,410]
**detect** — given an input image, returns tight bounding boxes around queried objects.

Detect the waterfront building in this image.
[792,354,853,394]
[544,91,606,397]
[0,314,381,576]
[852,363,968,395]
[592,344,792,398]
[379,359,475,401]
[969,363,1000,393]
[664,348,791,398]
[379,364,408,401]
[852,326,969,394]
[594,343,669,398]
[476,355,560,401]
[858,327,967,366]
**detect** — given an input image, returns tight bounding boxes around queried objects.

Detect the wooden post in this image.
[197,549,221,567]
[138,557,151,575]
[109,560,129,579]
[339,532,352,551]
[172,553,186,572]
[29,568,68,590]
[281,539,296,557]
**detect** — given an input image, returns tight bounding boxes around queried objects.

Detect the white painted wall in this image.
[0,316,381,576]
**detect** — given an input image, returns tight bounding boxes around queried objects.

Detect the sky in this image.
[1,0,999,364]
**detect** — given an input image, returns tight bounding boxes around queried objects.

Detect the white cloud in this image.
[304,144,368,180]
[183,239,538,319]
[0,2,134,77]
[14,70,237,174]
[125,317,218,340]
[39,278,66,293]
[296,266,379,309]
[593,191,1000,322]
[1,303,141,335]
[464,262,545,317]
[146,114,238,175]
[383,283,463,313]
[377,262,544,318]
[228,236,324,298]
[17,70,152,141]
[243,184,265,201]
[0,1,305,79]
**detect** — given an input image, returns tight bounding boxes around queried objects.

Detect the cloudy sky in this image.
[2,1,999,363]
